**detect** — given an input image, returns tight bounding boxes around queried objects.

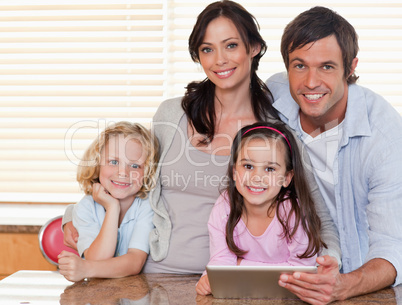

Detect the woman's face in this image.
[198,16,260,93]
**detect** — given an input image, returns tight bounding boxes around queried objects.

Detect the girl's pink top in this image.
[204,192,317,273]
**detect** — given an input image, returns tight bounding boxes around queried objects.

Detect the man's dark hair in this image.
[281,6,359,84]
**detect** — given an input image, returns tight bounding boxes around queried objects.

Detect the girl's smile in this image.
[233,138,293,212]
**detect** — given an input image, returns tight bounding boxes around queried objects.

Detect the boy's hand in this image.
[58,250,88,282]
[92,183,119,211]
[196,275,212,296]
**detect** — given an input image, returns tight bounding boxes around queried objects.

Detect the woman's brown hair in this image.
[182,0,279,145]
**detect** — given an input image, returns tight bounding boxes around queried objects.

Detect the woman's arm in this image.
[58,248,147,282]
[62,204,78,250]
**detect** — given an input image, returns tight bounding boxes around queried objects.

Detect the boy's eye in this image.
[109,160,118,165]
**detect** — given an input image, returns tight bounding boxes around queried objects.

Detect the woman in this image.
[64,0,340,274]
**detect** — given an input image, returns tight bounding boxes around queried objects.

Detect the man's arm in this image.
[279,256,396,305]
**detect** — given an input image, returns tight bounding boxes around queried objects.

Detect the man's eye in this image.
[323,65,333,70]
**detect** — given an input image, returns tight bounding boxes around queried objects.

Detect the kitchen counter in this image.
[0,203,68,233]
[1,270,401,305]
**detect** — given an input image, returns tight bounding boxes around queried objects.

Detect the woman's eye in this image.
[201,47,212,53]
[227,43,237,49]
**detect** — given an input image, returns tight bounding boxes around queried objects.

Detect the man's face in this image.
[287,35,356,134]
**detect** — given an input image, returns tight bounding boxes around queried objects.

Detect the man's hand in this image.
[278,256,342,305]
[196,275,212,296]
[63,221,79,251]
[58,250,88,282]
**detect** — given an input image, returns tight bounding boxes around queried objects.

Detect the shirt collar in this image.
[272,80,372,141]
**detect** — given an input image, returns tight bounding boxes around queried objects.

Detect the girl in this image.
[196,122,326,295]
[58,121,159,282]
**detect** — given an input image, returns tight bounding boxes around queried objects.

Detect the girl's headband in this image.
[242,126,292,153]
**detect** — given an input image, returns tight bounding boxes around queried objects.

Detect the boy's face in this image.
[99,135,146,205]
[287,35,357,134]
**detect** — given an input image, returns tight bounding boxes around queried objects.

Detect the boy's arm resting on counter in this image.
[58,248,148,282]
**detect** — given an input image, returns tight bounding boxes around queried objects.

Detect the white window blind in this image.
[1,0,401,204]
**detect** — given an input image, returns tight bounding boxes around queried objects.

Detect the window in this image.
[1,0,401,204]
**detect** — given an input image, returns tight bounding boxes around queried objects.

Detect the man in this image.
[266,6,402,304]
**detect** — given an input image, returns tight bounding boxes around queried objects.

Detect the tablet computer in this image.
[206,265,317,299]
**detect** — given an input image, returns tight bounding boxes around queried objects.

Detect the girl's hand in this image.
[58,250,88,282]
[196,275,212,295]
[92,183,119,211]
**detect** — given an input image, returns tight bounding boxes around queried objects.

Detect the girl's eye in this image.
[244,164,253,170]
[109,160,118,165]
[265,167,275,172]
[130,164,140,169]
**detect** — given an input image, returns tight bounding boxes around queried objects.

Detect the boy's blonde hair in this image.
[77,121,159,199]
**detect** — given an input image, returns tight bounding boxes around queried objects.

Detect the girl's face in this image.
[99,134,146,205]
[198,16,260,93]
[233,137,293,212]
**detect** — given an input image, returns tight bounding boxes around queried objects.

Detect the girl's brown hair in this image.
[76,121,159,199]
[226,122,326,258]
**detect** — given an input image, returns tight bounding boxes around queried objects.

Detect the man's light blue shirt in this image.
[73,195,154,257]
[267,72,402,286]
